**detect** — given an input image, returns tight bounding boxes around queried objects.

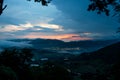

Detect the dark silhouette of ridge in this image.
[73,41,120,64]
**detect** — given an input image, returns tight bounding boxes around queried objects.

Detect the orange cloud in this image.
[21,32,92,41]
[62,36,92,42]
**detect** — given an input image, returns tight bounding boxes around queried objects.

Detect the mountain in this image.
[1,38,120,75]
[6,38,119,61]
[0,40,32,51]
[10,38,120,53]
[29,39,64,49]
[74,41,120,63]
[69,41,120,74]
[1,39,120,80]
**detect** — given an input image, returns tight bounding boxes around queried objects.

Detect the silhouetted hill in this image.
[75,41,120,63]
[8,39,120,61]
[69,41,120,73]
[10,38,120,52]
[30,38,65,49]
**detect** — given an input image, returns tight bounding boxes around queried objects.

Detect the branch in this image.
[0,5,7,15]
[2,5,7,11]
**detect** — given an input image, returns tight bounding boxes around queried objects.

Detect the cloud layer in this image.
[0,0,119,41]
[0,40,32,49]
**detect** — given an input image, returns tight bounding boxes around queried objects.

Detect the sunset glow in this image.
[21,33,92,41]
[0,0,119,41]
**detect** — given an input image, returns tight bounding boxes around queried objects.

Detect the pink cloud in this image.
[20,32,92,41]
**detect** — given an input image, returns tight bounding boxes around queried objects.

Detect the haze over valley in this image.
[0,0,120,80]
[0,38,119,61]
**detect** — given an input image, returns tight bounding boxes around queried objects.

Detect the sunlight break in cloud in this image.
[36,23,64,31]
[0,23,33,32]
[0,25,25,32]
[0,22,64,32]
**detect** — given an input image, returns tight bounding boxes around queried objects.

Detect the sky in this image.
[0,0,120,41]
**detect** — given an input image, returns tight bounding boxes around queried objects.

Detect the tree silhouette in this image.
[0,0,51,15]
[27,0,52,6]
[0,0,7,15]
[88,0,120,16]
[31,62,73,80]
[0,0,120,16]
[0,48,33,80]
[0,66,17,80]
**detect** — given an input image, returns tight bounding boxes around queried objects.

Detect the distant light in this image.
[40,58,48,61]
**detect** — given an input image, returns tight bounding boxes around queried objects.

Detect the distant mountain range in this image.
[1,38,120,75]
[7,38,120,60]
[10,38,120,53]
[2,38,120,77]
[69,40,120,73]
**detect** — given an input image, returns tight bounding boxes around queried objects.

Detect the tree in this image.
[0,0,51,15]
[0,48,33,68]
[0,66,17,80]
[31,62,73,80]
[88,0,120,16]
[27,0,52,6]
[0,0,7,15]
[0,48,33,80]
[0,0,120,16]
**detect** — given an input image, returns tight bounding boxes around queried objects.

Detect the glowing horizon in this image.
[19,33,92,41]
[0,0,119,41]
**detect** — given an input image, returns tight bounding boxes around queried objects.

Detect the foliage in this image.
[0,48,33,80]
[27,0,52,6]
[0,42,120,80]
[88,0,120,16]
[0,0,51,15]
[31,62,73,80]
[69,42,120,80]
[110,60,120,80]
[0,48,33,68]
[0,0,120,16]
[0,66,17,80]
[0,48,73,80]
[0,0,7,15]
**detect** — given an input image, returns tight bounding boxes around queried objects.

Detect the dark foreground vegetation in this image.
[0,48,73,80]
[0,42,120,80]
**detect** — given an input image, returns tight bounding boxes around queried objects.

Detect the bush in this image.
[0,66,17,80]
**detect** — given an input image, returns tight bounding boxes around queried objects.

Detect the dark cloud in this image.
[52,0,90,21]
[51,0,120,39]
